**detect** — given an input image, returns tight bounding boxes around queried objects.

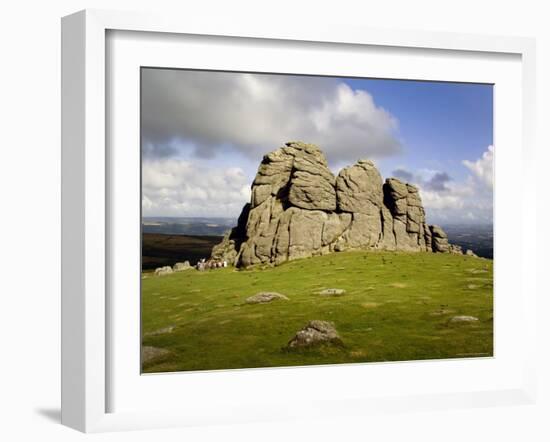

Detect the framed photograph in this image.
[61,9,537,433]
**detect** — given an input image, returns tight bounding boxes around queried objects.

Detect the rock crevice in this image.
[212,141,460,267]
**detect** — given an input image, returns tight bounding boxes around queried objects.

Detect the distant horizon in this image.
[141,215,493,227]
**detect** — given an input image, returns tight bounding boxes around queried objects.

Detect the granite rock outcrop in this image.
[212,142,459,267]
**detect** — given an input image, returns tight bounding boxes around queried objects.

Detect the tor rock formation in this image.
[211,141,460,268]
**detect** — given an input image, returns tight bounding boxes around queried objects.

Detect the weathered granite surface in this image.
[212,141,459,268]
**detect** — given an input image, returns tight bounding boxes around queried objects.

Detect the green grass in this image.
[141,250,493,373]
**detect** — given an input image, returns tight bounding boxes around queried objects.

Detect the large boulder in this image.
[449,244,463,254]
[288,149,337,211]
[336,159,383,213]
[173,261,192,271]
[250,141,335,211]
[334,160,385,250]
[211,141,458,268]
[286,320,343,349]
[430,225,450,253]
[383,179,431,251]
[154,266,173,276]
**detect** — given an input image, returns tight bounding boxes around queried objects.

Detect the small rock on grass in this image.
[245,292,289,304]
[173,261,192,271]
[144,325,175,337]
[319,288,346,296]
[286,320,343,349]
[449,315,479,323]
[154,266,173,276]
[141,346,170,365]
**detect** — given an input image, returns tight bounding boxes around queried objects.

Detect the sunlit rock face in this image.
[211,141,455,267]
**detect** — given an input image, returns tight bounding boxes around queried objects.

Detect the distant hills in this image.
[443,224,493,259]
[142,216,236,236]
[142,233,223,270]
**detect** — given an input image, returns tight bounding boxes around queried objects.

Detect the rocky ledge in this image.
[212,141,462,268]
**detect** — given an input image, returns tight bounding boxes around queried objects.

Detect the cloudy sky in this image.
[141,68,493,225]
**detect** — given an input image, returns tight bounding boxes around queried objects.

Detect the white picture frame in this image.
[61,9,538,433]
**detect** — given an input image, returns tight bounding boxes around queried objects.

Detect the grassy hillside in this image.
[142,233,222,270]
[141,250,493,373]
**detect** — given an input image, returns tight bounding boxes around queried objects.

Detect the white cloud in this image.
[420,180,492,224]
[141,69,401,165]
[420,189,465,211]
[142,159,251,218]
[392,145,494,224]
[462,144,494,189]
